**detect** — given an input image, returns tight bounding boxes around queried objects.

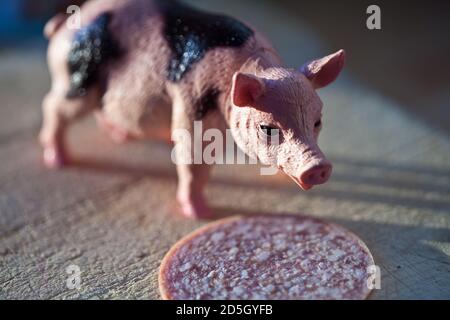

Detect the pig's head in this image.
[229,50,345,190]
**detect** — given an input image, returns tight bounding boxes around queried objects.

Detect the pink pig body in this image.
[40,0,345,218]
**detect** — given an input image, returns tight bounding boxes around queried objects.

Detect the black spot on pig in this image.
[66,12,121,99]
[194,88,220,120]
[159,1,254,82]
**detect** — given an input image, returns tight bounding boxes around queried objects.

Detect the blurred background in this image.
[1,0,449,134]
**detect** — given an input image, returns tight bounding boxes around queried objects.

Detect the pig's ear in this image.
[300,49,345,89]
[231,72,265,107]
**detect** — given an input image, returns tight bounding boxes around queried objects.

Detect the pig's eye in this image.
[259,125,279,137]
[314,119,322,128]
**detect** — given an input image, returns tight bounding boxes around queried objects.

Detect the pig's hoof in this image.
[43,147,65,169]
[177,196,212,219]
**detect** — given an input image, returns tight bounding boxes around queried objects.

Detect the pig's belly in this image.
[100,94,173,142]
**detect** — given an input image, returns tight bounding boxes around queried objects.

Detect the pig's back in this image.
[63,0,277,135]
[59,0,275,99]
[108,0,265,88]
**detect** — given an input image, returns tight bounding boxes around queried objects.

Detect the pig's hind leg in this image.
[39,88,100,168]
[40,23,104,168]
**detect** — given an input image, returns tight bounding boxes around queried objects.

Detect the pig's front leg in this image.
[175,162,212,219]
[171,93,212,219]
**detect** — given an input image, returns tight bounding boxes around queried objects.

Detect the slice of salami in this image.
[159,215,375,300]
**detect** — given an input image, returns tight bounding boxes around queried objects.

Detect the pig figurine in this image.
[40,0,345,218]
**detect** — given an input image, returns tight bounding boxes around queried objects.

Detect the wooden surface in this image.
[1,0,449,299]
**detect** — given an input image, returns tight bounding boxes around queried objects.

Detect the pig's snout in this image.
[298,161,332,189]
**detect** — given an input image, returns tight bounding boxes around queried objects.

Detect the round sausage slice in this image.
[159,215,375,300]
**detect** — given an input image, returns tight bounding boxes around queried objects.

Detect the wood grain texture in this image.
[0,0,449,299]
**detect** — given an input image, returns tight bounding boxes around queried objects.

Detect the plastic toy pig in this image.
[40,0,345,218]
